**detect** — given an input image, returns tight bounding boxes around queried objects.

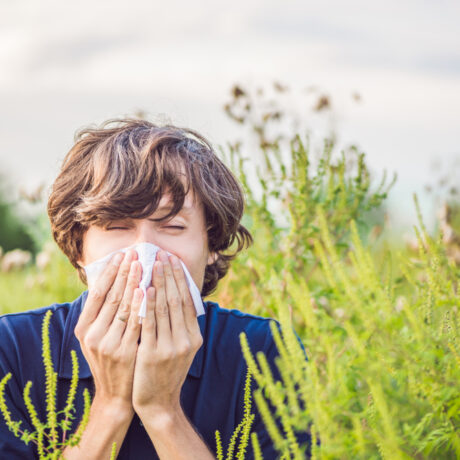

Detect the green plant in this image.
[215,368,256,460]
[0,242,84,315]
[0,173,37,254]
[0,309,258,459]
[238,198,459,459]
[0,310,113,459]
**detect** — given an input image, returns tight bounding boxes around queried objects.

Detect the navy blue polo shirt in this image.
[0,291,310,459]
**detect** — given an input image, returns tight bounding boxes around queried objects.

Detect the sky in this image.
[0,0,459,231]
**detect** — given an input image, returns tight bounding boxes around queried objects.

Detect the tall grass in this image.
[208,123,459,458]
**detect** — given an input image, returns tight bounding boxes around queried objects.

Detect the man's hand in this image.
[74,249,143,416]
[132,250,203,418]
[70,248,212,459]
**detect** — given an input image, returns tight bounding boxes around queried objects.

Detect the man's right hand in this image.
[74,248,143,416]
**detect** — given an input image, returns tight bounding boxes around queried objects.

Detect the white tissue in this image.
[83,242,205,323]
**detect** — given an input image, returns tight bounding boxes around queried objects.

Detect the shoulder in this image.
[202,300,307,362]
[0,302,70,347]
[203,300,281,354]
[0,293,86,376]
[0,291,87,335]
[0,301,72,323]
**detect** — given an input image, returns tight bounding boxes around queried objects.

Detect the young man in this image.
[0,119,308,459]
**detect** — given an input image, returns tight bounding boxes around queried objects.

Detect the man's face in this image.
[77,190,216,293]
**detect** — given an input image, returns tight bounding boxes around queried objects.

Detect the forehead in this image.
[157,188,201,215]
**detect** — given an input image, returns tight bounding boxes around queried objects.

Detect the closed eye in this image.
[105,225,185,230]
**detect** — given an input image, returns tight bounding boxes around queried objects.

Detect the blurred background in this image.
[0,0,459,299]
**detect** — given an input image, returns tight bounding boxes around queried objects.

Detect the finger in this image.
[96,249,137,331]
[121,287,143,353]
[169,254,199,335]
[153,260,172,344]
[159,252,187,340]
[106,259,142,343]
[76,252,124,335]
[141,286,157,347]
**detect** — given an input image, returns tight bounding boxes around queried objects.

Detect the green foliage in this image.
[110,441,117,460]
[215,127,396,323]
[0,242,85,315]
[211,88,459,458]
[0,310,92,458]
[240,328,307,460]
[0,175,37,254]
[0,310,119,459]
[215,368,256,460]
[231,198,459,458]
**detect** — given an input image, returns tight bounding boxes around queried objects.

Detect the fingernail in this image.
[159,251,168,262]
[157,261,164,274]
[112,253,124,265]
[171,255,180,267]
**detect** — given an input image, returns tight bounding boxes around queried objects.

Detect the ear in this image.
[207,251,218,265]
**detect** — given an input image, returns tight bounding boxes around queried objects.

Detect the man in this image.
[0,118,308,458]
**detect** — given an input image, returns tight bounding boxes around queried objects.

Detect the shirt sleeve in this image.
[246,320,311,460]
[0,317,38,459]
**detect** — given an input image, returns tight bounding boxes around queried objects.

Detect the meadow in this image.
[0,87,459,459]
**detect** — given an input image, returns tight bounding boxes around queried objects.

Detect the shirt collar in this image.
[58,290,207,380]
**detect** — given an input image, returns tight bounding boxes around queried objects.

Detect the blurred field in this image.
[0,243,84,315]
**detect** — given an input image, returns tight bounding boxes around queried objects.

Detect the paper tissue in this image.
[83,242,205,322]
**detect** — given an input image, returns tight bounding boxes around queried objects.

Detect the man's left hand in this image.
[132,250,203,417]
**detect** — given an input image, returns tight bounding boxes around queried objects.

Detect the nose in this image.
[133,218,159,246]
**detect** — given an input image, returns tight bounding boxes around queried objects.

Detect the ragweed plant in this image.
[215,130,395,321]
[215,368,256,460]
[211,87,459,457]
[0,310,116,459]
[238,198,459,459]
[239,324,308,460]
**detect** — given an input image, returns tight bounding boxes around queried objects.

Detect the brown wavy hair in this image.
[47,118,253,297]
